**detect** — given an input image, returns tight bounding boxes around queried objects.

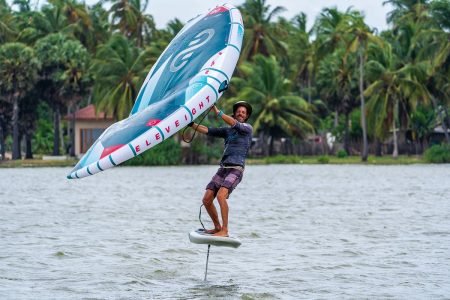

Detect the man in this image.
[189,101,253,237]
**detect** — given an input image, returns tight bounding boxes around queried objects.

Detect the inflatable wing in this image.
[67,5,244,179]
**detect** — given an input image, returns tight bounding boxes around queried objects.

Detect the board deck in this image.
[188,229,241,248]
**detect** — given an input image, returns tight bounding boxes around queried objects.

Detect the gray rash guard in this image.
[207,121,253,167]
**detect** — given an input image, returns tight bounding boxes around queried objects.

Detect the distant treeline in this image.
[0,0,449,162]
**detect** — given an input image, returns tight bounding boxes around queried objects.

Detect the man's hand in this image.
[212,105,220,115]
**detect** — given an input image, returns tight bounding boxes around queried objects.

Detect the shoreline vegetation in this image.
[0,155,428,168]
[1,0,450,165]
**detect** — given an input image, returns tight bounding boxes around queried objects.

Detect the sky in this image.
[8,0,393,31]
[147,0,393,31]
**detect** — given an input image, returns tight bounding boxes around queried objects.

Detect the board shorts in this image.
[206,167,244,198]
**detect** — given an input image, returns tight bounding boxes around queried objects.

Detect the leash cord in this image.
[198,204,206,230]
[182,106,214,143]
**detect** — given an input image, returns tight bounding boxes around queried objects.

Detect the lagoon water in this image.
[0,164,449,299]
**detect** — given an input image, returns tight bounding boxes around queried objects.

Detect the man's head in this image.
[233,101,252,123]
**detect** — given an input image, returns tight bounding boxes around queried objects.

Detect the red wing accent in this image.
[100,144,124,159]
[207,6,228,16]
[146,119,161,126]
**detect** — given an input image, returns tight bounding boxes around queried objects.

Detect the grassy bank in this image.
[248,154,426,165]
[0,154,428,168]
[0,158,78,168]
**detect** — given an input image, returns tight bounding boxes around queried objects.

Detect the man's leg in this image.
[202,189,221,233]
[214,187,229,237]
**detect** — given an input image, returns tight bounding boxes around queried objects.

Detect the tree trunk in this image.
[25,132,33,159]
[334,110,339,128]
[392,119,398,158]
[375,138,382,157]
[269,136,274,156]
[307,75,312,104]
[431,96,449,143]
[53,104,61,156]
[359,51,368,162]
[60,110,65,155]
[261,131,269,156]
[441,103,450,143]
[70,104,76,157]
[0,119,4,160]
[12,97,21,160]
[344,113,350,155]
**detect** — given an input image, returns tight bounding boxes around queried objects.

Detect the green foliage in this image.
[229,55,315,139]
[350,109,363,139]
[264,155,301,164]
[336,149,348,158]
[108,0,155,47]
[1,0,450,162]
[33,118,54,154]
[124,137,181,166]
[424,144,450,163]
[32,102,53,154]
[191,138,222,163]
[91,34,151,120]
[35,33,88,81]
[239,0,287,61]
[410,105,435,141]
[317,155,330,164]
[0,42,40,96]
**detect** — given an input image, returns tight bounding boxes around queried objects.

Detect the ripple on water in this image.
[0,165,449,298]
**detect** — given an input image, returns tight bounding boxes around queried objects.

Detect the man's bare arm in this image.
[212,105,236,126]
[189,123,208,134]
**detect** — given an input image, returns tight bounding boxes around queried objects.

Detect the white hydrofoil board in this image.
[188,229,241,248]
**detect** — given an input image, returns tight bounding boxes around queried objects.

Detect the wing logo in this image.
[170,29,215,72]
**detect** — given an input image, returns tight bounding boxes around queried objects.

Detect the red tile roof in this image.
[65,104,114,120]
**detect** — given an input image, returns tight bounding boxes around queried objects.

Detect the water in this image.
[1,164,449,299]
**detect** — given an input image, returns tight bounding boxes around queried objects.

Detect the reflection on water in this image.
[0,165,449,299]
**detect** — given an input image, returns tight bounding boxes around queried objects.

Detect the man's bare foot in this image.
[205,228,221,234]
[213,230,228,237]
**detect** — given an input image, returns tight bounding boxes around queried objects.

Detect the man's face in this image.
[234,106,248,123]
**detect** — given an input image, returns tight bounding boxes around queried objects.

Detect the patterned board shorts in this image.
[206,167,244,197]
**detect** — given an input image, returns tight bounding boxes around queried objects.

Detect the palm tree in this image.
[35,33,89,156]
[0,101,11,160]
[286,13,317,104]
[314,7,350,60]
[0,0,16,43]
[430,0,450,30]
[410,105,435,153]
[0,42,40,159]
[107,0,155,47]
[87,3,111,52]
[57,0,96,50]
[239,0,287,62]
[384,0,449,146]
[227,55,315,155]
[91,34,151,120]
[313,7,353,133]
[419,3,450,143]
[383,0,430,26]
[316,49,359,155]
[365,43,431,158]
[340,12,383,161]
[60,41,92,156]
